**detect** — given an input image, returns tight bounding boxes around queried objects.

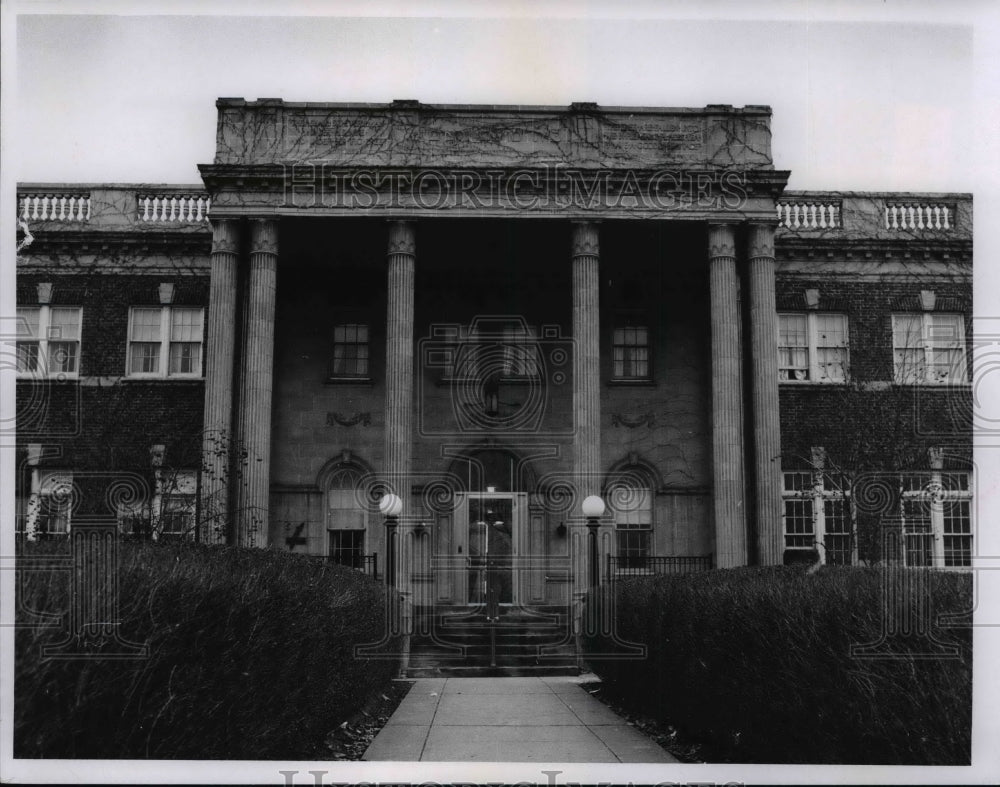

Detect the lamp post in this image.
[379,493,403,590]
[582,495,606,591]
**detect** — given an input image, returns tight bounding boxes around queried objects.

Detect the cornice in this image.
[775,236,972,262]
[16,230,211,255]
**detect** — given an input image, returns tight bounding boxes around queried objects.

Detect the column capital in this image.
[747,221,776,260]
[571,221,600,258]
[210,219,240,255]
[707,222,737,259]
[387,220,416,256]
[249,218,279,256]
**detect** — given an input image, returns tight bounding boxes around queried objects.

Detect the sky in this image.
[10,5,988,192]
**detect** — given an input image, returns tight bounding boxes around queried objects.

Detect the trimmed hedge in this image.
[583,566,971,764]
[16,540,401,758]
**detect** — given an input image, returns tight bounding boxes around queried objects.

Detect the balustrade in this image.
[18,193,90,222]
[137,193,211,222]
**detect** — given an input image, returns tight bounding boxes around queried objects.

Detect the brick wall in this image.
[774,271,972,470]
[15,268,209,517]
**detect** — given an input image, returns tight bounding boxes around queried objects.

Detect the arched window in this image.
[606,473,654,568]
[325,465,368,569]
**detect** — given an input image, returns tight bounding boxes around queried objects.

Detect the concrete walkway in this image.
[362,676,677,762]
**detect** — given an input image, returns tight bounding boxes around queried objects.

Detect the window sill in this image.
[891,382,972,389]
[324,376,374,386]
[607,378,656,387]
[778,380,848,386]
[15,375,79,383]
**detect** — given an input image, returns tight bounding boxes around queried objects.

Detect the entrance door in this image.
[458,492,522,606]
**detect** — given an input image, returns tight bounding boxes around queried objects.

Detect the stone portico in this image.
[197,98,790,609]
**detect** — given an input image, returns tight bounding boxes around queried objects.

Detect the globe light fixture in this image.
[582,495,606,519]
[379,493,403,518]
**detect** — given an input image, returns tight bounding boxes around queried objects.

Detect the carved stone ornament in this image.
[36,282,53,304]
[570,222,600,257]
[707,223,736,259]
[327,411,372,427]
[611,413,655,429]
[387,220,416,256]
[747,222,776,260]
[210,219,240,255]
[158,282,175,305]
[249,219,279,255]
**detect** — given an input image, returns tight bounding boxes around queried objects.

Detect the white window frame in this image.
[28,471,74,540]
[608,480,654,569]
[899,472,973,568]
[891,312,968,385]
[782,470,855,565]
[778,312,849,383]
[152,469,197,540]
[15,306,82,379]
[126,306,204,379]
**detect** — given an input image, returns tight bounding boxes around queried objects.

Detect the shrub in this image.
[583,565,971,764]
[15,540,401,759]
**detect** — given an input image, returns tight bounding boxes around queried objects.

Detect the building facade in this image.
[14,100,973,618]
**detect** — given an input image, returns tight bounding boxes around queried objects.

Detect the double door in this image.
[455,492,526,606]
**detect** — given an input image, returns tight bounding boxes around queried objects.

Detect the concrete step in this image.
[409,605,578,673]
[406,664,581,678]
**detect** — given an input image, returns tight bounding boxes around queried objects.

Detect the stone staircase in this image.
[407,605,580,677]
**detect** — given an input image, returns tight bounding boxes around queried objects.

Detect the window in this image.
[608,480,653,568]
[331,323,370,378]
[612,324,651,380]
[16,306,82,378]
[326,465,370,567]
[329,529,366,569]
[35,472,73,539]
[900,472,972,568]
[127,307,204,378]
[154,471,197,540]
[782,471,852,564]
[892,313,967,384]
[327,469,366,530]
[499,323,540,377]
[778,312,849,382]
[117,500,151,539]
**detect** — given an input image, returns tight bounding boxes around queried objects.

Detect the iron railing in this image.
[325,553,379,580]
[607,554,713,579]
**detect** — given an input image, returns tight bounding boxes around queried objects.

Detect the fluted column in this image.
[235,219,278,548]
[385,221,415,502]
[572,222,602,631]
[201,219,240,544]
[572,221,602,502]
[385,220,415,642]
[748,222,783,565]
[708,223,748,568]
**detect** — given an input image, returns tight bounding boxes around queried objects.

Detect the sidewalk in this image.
[362,676,677,762]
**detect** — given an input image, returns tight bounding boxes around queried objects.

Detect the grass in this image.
[583,565,972,764]
[15,539,402,759]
